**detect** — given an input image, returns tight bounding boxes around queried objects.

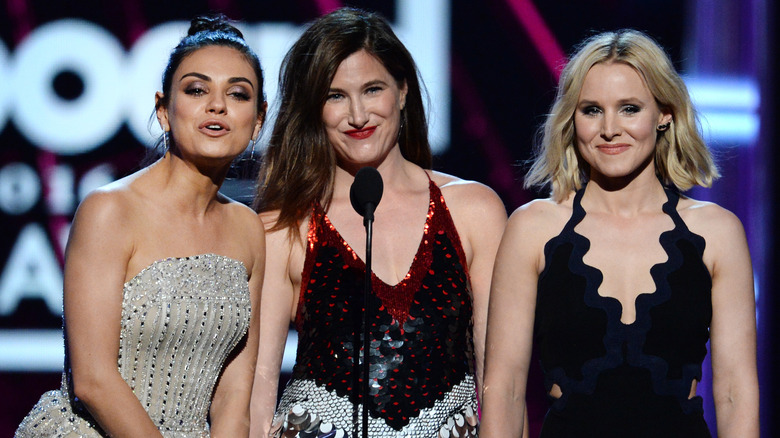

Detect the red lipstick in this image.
[345,127,376,139]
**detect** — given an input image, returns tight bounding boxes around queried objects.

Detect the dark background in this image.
[0,0,774,436]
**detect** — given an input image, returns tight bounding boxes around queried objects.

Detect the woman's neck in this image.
[336,146,417,187]
[148,153,228,216]
[583,170,667,217]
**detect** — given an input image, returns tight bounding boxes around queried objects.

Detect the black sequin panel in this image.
[292,181,475,431]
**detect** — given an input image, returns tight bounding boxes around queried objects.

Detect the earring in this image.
[397,109,406,141]
[163,130,169,152]
[657,122,671,131]
[250,138,257,161]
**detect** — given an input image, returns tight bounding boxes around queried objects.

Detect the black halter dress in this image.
[535,186,713,437]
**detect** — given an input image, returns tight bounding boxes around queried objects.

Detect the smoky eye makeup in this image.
[621,104,641,114]
[578,105,601,116]
[228,87,252,101]
[183,82,207,96]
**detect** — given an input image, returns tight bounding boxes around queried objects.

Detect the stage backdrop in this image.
[0,0,773,436]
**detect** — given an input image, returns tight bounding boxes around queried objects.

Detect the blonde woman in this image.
[480,30,758,437]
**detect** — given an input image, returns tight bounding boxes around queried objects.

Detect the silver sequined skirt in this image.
[15,379,211,438]
[271,377,479,438]
[16,387,103,438]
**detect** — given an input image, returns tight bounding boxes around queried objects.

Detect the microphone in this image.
[348,166,383,438]
[350,166,384,224]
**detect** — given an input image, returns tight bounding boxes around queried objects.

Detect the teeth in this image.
[207,124,222,130]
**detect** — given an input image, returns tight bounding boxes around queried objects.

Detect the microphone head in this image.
[350,166,384,220]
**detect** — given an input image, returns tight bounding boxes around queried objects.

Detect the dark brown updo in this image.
[158,14,265,113]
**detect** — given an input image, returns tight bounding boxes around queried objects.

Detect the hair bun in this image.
[188,14,244,39]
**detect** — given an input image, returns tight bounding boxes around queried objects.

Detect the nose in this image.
[600,112,621,139]
[207,92,227,114]
[348,97,368,127]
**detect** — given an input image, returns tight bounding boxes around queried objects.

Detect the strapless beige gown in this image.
[15,254,251,438]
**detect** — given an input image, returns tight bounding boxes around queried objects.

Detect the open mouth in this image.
[199,120,230,135]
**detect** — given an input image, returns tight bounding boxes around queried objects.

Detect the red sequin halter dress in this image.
[271,179,479,438]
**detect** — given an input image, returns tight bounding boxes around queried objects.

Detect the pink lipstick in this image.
[198,120,230,137]
[597,143,630,155]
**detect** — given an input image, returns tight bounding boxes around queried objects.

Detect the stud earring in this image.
[657,122,671,131]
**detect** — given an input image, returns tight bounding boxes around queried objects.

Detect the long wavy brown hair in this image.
[254,7,431,232]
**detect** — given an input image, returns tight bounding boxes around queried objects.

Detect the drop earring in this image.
[397,109,406,142]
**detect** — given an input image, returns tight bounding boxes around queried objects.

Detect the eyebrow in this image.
[362,79,388,88]
[577,98,643,106]
[577,99,599,107]
[180,72,255,90]
[328,79,389,92]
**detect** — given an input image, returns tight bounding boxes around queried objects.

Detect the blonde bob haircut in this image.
[525,29,719,202]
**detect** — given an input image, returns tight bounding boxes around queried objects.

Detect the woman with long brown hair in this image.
[250,7,506,438]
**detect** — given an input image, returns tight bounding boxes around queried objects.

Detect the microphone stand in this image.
[349,166,382,438]
[361,208,374,438]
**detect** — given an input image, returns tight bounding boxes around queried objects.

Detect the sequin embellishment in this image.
[275,180,478,437]
[16,254,251,438]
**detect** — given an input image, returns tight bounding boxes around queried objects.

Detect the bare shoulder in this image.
[258,209,282,232]
[677,196,746,240]
[65,177,145,261]
[432,170,498,196]
[74,177,141,229]
[257,210,306,253]
[257,210,290,246]
[75,165,169,223]
[512,196,568,219]
[213,200,266,280]
[505,195,572,248]
[430,171,506,216]
[491,196,571,276]
[677,196,750,273]
[219,196,266,242]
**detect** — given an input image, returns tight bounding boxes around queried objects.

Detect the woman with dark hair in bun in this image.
[16,15,267,437]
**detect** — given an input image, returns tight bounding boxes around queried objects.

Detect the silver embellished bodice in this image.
[16,254,251,438]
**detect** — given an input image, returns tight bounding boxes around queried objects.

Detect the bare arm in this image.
[480,204,549,438]
[249,219,297,438]
[451,182,507,393]
[210,213,266,437]
[65,192,163,437]
[700,207,759,437]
